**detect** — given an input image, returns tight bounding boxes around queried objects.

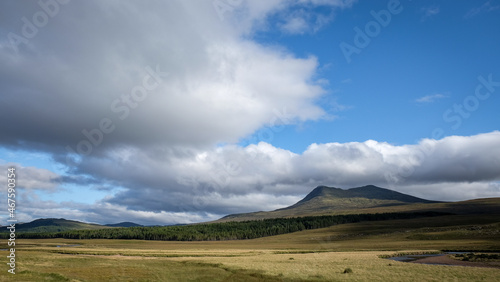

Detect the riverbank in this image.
[412,255,500,269]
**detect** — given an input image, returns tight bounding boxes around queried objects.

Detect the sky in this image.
[0,0,499,226]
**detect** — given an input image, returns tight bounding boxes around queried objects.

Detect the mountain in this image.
[285,185,438,210]
[105,222,142,227]
[0,218,111,233]
[219,185,443,222]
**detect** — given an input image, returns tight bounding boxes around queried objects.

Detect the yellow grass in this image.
[170,251,500,281]
[1,215,499,281]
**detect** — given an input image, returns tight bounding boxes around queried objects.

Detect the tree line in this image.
[2,212,450,241]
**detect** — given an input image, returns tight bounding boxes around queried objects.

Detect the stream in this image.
[385,252,466,264]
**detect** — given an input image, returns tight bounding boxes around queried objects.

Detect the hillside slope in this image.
[219,185,459,222]
[105,222,143,227]
[0,218,111,233]
[285,185,438,210]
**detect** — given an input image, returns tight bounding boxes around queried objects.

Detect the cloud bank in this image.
[1,0,499,225]
[4,132,500,225]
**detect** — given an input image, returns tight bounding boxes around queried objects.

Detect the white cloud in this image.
[298,0,356,8]
[1,1,499,225]
[0,0,327,153]
[7,193,219,226]
[395,182,500,202]
[0,162,60,191]
[280,16,310,34]
[464,1,500,19]
[420,5,440,21]
[277,0,356,35]
[59,131,500,223]
[3,131,499,225]
[415,93,448,103]
[278,11,336,35]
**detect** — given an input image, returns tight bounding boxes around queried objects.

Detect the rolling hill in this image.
[218,185,499,222]
[0,218,111,233]
[0,218,142,233]
[105,222,143,227]
[5,185,499,232]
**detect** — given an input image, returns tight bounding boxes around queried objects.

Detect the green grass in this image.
[1,251,294,282]
[1,214,499,281]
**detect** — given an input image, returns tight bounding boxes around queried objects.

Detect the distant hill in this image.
[105,222,142,227]
[0,218,111,233]
[0,218,151,233]
[219,185,444,221]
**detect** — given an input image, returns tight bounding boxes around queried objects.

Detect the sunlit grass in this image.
[171,251,500,281]
[1,215,499,281]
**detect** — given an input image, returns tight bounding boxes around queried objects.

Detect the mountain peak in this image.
[295,185,341,205]
[218,185,442,222]
[286,185,438,210]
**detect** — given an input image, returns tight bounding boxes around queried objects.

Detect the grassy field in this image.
[1,214,499,281]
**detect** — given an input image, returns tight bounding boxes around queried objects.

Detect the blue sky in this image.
[1,0,499,225]
[244,0,500,152]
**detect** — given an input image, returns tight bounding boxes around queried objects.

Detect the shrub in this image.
[343,268,353,274]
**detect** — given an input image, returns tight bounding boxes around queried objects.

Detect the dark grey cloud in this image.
[0,0,338,224]
[3,132,499,225]
[66,132,500,217]
[1,1,500,225]
[0,0,326,158]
